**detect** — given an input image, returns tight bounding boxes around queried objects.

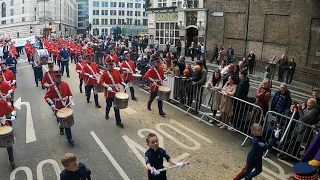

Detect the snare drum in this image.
[114,92,129,109]
[0,126,14,148]
[157,86,171,101]
[131,74,142,85]
[56,108,74,128]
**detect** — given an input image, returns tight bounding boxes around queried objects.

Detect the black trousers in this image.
[85,85,99,106]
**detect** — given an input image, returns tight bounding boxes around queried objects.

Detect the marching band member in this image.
[1,62,16,107]
[120,52,138,100]
[52,43,59,65]
[144,57,166,116]
[104,48,119,66]
[41,61,55,89]
[0,70,15,127]
[99,57,127,127]
[44,70,75,145]
[76,43,83,59]
[82,48,102,108]
[30,56,44,87]
[9,41,18,58]
[5,51,17,87]
[0,100,17,167]
[75,55,86,93]
[69,41,77,63]
[25,40,32,63]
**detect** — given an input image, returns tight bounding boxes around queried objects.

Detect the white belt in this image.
[53,97,68,101]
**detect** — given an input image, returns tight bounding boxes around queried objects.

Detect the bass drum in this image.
[33,49,49,65]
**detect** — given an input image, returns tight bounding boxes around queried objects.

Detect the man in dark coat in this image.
[247,51,255,74]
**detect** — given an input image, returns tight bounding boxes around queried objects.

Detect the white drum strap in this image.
[153,67,162,92]
[53,84,67,107]
[87,63,98,80]
[78,62,83,69]
[106,71,116,86]
[48,72,55,85]
[124,61,133,80]
[2,74,7,83]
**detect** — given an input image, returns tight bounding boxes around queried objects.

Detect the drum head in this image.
[57,108,73,117]
[159,86,170,92]
[133,74,142,77]
[115,92,129,99]
[0,126,12,135]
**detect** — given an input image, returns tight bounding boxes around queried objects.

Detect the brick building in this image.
[206,0,320,68]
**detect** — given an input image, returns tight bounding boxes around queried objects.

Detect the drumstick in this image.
[157,165,179,173]
[65,99,75,107]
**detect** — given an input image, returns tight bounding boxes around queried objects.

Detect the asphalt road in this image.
[0,56,296,180]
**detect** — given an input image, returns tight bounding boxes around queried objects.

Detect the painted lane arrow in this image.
[14,97,36,143]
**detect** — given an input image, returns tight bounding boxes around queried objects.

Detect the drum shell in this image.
[34,49,49,65]
[114,94,129,109]
[157,87,171,101]
[57,110,75,128]
[131,74,142,85]
[0,130,14,148]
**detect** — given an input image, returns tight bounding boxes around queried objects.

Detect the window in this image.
[127,18,132,25]
[110,19,116,25]
[155,22,179,45]
[78,17,86,21]
[22,0,24,4]
[93,10,99,15]
[2,3,6,17]
[1,20,6,24]
[93,18,99,25]
[101,10,108,15]
[10,19,13,23]
[78,4,86,10]
[21,17,25,22]
[143,19,147,26]
[110,10,116,15]
[101,2,108,7]
[93,1,99,7]
[78,11,86,15]
[135,3,141,8]
[127,3,133,8]
[119,2,125,7]
[101,28,108,35]
[101,19,108,25]
[157,0,167,8]
[127,11,133,16]
[110,2,117,7]
[135,11,141,16]
[10,0,13,6]
[134,19,141,25]
[118,10,125,16]
[10,9,13,16]
[22,6,24,14]
[118,19,125,25]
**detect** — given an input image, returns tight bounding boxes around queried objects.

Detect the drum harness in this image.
[0,74,13,101]
[124,61,133,87]
[52,84,67,108]
[152,67,162,92]
[47,71,55,87]
[86,63,99,94]
[106,70,120,96]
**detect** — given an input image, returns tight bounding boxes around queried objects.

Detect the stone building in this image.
[206,0,320,68]
[0,0,77,38]
[147,0,207,55]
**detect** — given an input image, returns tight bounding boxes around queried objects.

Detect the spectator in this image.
[207,69,223,120]
[255,78,271,115]
[271,83,292,114]
[247,51,256,74]
[217,46,225,65]
[264,65,272,88]
[286,57,296,85]
[211,44,219,64]
[177,56,186,75]
[222,64,235,85]
[235,70,250,100]
[226,45,234,63]
[189,42,196,61]
[268,55,278,82]
[196,42,202,60]
[219,60,228,75]
[278,54,288,82]
[171,60,181,76]
[234,65,240,84]
[312,89,320,108]
[190,61,207,113]
[217,75,237,129]
[241,57,249,71]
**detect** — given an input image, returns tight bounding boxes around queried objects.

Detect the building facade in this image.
[88,0,148,36]
[147,0,207,54]
[0,0,77,38]
[76,0,89,34]
[206,0,320,68]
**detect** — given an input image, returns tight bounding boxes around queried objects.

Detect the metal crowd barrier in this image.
[263,111,316,161]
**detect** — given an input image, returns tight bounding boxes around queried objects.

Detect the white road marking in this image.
[16,65,31,69]
[90,131,130,180]
[36,159,61,180]
[260,172,276,180]
[123,107,137,115]
[10,166,33,180]
[14,97,36,143]
[277,158,294,167]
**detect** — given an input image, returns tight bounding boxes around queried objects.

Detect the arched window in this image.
[1,2,6,18]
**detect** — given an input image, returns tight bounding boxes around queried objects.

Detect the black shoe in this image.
[10,161,15,167]
[96,105,101,108]
[159,112,166,116]
[105,115,109,119]
[80,90,83,93]
[67,76,70,78]
[60,129,64,135]
[116,123,124,128]
[87,100,90,103]
[147,106,151,111]
[132,97,138,101]
[68,139,75,145]
[36,84,38,87]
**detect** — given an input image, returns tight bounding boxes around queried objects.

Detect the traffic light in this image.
[49,23,52,31]
[30,26,33,33]
[59,24,61,31]
[89,23,92,31]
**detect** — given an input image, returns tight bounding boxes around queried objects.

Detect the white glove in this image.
[89,75,94,79]
[151,167,160,175]
[44,83,50,88]
[274,128,282,139]
[152,81,157,86]
[149,77,155,82]
[136,70,141,74]
[122,67,129,71]
[177,161,186,168]
[103,84,109,88]
[50,104,55,110]
[10,116,16,121]
[107,87,113,92]
[126,69,131,73]
[99,71,103,75]
[69,96,75,106]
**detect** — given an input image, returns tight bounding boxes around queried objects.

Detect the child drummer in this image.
[44,70,75,145]
[145,133,188,180]
[0,100,17,167]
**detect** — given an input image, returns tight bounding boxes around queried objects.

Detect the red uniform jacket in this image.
[69,43,76,54]
[44,82,72,113]
[2,70,16,85]
[0,81,15,102]
[82,62,101,86]
[52,45,59,56]
[25,43,31,55]
[41,71,56,87]
[86,47,94,56]
[9,45,17,57]
[98,70,123,98]
[144,67,165,91]
[104,54,119,65]
[120,60,135,81]
[76,45,83,56]
[0,100,15,126]
[75,61,86,79]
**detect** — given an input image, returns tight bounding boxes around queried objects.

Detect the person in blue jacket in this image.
[233,123,281,180]
[60,153,91,180]
[5,52,17,87]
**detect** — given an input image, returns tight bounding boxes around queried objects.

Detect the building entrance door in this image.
[185,27,198,56]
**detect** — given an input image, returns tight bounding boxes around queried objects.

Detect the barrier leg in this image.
[241,136,249,147]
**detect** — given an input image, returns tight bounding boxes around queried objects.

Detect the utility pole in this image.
[60,0,62,36]
[244,0,251,57]
[44,0,46,39]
